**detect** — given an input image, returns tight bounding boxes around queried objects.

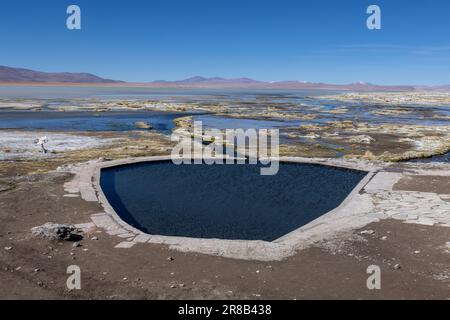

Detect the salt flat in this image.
[0,131,118,160]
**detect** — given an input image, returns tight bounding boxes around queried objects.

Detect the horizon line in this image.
[1,65,449,88]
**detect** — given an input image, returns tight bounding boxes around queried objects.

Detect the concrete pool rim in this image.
[87,156,379,261]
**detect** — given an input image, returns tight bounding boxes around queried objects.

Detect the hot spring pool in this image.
[100,161,367,241]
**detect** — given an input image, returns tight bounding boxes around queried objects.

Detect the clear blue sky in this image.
[0,0,449,85]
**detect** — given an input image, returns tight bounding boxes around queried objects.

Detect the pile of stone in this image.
[31,223,82,241]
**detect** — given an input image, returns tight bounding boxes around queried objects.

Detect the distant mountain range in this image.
[0,65,122,83]
[149,77,415,91]
[0,65,448,91]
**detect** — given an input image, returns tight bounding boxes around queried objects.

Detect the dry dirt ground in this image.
[0,169,449,300]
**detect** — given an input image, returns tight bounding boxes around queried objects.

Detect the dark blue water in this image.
[409,151,450,163]
[100,161,366,241]
[0,111,191,134]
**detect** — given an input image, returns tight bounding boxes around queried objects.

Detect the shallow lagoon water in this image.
[1,86,449,163]
[409,151,450,163]
[193,114,300,130]
[0,86,335,101]
[0,111,190,134]
[1,86,448,127]
[100,161,366,241]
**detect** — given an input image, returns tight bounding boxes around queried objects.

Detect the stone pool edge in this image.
[75,156,383,261]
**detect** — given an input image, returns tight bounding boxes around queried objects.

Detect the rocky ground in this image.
[0,151,449,299]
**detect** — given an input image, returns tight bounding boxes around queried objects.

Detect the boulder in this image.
[134,121,152,129]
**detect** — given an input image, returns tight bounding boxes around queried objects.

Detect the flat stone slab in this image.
[114,241,137,249]
[133,234,152,243]
[74,222,96,231]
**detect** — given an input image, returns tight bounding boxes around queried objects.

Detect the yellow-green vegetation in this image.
[295,120,450,162]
